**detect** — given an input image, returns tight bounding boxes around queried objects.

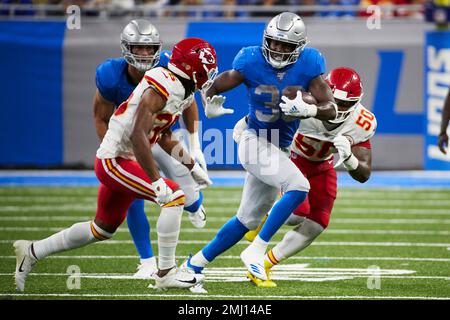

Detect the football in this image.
[283,88,318,105]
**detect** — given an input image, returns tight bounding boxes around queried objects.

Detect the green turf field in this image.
[0,187,449,300]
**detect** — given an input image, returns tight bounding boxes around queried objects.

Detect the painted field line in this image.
[1,255,449,262]
[0,226,449,237]
[0,293,448,300]
[0,239,448,247]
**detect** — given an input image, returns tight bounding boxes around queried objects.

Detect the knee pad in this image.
[285,214,305,226]
[90,221,114,241]
[293,218,324,241]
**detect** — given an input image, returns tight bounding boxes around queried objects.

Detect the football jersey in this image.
[95,50,171,107]
[232,46,326,148]
[291,104,377,162]
[96,67,194,160]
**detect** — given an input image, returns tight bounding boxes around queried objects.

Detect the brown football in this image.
[283,88,318,105]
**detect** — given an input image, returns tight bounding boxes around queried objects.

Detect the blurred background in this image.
[0,0,449,172]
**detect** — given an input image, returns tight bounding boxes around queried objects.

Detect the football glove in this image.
[204,95,234,118]
[151,178,173,206]
[279,91,318,119]
[191,162,213,189]
[333,136,359,171]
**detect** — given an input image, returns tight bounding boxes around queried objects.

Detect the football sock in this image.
[184,191,203,213]
[271,218,324,261]
[190,251,209,269]
[258,190,307,242]
[32,221,112,260]
[157,206,183,270]
[126,199,154,259]
[200,216,249,263]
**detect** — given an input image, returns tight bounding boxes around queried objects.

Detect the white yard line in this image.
[0,293,448,300]
[0,239,448,247]
[0,226,449,236]
[1,255,449,262]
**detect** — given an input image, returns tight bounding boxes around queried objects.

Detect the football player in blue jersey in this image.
[93,20,209,279]
[182,12,338,284]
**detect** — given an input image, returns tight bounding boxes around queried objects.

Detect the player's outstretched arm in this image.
[308,75,338,121]
[202,70,244,118]
[93,90,115,141]
[438,88,450,154]
[130,88,164,182]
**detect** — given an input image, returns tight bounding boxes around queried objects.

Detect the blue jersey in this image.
[95,50,171,107]
[232,46,326,148]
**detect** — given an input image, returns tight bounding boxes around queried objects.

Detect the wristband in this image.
[188,131,201,151]
[343,153,359,171]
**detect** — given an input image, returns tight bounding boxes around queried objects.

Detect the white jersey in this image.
[96,67,193,160]
[291,104,377,162]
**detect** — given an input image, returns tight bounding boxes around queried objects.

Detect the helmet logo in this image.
[198,48,215,64]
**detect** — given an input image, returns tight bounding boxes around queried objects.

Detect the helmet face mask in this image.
[328,98,360,124]
[262,12,308,69]
[121,20,162,72]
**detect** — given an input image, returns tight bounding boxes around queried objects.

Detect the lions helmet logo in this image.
[198,48,215,64]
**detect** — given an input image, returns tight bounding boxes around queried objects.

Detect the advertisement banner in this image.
[424,31,450,169]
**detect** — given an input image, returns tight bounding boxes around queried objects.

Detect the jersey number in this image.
[294,134,333,159]
[355,109,375,131]
[148,113,178,145]
[254,85,303,123]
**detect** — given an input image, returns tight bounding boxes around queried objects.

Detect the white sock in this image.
[190,251,209,268]
[140,256,156,265]
[32,221,112,260]
[272,219,324,261]
[157,206,183,270]
[249,235,269,256]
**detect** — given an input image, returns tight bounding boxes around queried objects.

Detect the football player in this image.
[244,67,377,287]
[182,12,338,283]
[13,38,217,291]
[94,20,209,279]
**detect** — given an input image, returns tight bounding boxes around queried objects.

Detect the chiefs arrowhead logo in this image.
[198,48,215,64]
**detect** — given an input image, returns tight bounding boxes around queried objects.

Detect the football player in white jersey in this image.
[94,20,209,280]
[13,38,218,292]
[242,67,376,287]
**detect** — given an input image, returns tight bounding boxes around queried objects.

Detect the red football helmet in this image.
[168,37,218,92]
[325,67,363,123]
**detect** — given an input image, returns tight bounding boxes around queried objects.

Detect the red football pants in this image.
[290,152,337,228]
[94,157,180,231]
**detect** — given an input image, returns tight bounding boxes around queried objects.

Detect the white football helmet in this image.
[262,12,308,69]
[121,19,162,72]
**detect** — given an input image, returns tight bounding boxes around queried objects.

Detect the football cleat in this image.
[188,205,207,229]
[152,267,204,290]
[132,257,157,279]
[240,246,267,281]
[248,259,276,287]
[13,240,37,292]
[180,254,204,275]
[244,213,268,242]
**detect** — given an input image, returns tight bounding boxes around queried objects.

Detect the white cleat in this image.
[132,257,157,279]
[13,240,37,292]
[188,205,207,229]
[152,267,204,290]
[240,246,267,281]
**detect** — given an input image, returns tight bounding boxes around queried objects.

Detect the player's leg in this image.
[238,131,310,280]
[152,143,206,228]
[101,157,203,288]
[14,180,132,292]
[184,172,279,274]
[265,167,337,269]
[126,198,157,279]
